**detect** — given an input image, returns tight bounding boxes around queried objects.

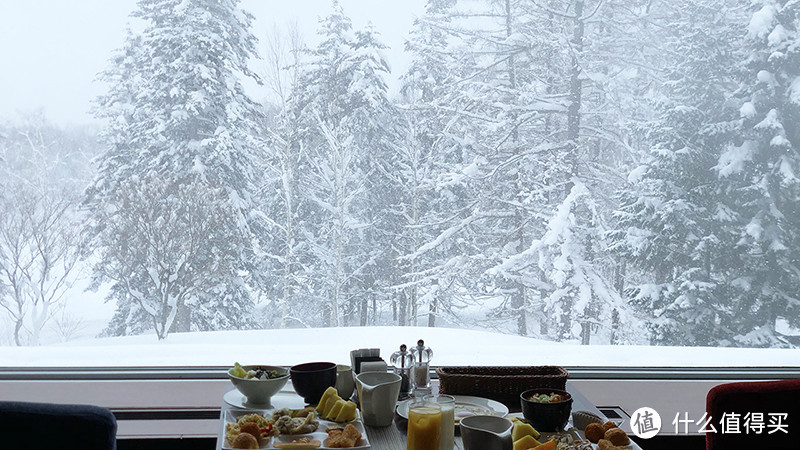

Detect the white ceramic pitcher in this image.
[354,372,401,427]
[460,415,513,450]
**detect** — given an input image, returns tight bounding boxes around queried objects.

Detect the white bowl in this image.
[228,365,289,406]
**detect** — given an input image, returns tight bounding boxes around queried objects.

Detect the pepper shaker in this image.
[410,339,433,396]
[390,344,414,399]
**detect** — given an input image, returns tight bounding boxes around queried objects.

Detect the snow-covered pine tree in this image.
[405,0,639,342]
[714,0,800,347]
[402,0,581,336]
[87,0,262,338]
[349,23,400,326]
[478,0,674,343]
[491,181,638,343]
[609,0,746,346]
[256,24,314,329]
[395,0,467,328]
[290,2,394,327]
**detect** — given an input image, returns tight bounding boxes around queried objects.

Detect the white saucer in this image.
[223,389,310,411]
[223,389,274,410]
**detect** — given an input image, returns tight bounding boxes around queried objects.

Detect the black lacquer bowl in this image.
[290,361,337,404]
[520,388,573,432]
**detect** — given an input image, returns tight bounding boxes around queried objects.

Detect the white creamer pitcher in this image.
[460,415,513,450]
[354,371,401,427]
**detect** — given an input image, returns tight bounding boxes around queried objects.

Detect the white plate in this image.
[396,395,509,424]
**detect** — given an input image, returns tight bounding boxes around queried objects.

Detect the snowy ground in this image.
[0,326,797,368]
[0,274,796,368]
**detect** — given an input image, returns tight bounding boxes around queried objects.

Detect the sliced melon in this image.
[513,434,542,450]
[334,401,357,422]
[316,387,338,412]
[512,422,541,441]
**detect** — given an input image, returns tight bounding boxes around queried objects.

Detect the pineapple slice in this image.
[334,401,357,422]
[321,394,342,418]
[326,399,346,420]
[316,387,338,412]
[321,394,339,416]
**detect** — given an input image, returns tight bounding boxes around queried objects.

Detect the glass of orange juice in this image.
[407,399,442,450]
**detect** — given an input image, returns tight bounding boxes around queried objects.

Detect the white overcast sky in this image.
[0,0,426,126]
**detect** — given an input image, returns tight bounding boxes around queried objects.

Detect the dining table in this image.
[218,379,613,450]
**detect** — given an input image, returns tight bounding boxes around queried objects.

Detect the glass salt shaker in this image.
[390,344,414,399]
[410,339,433,396]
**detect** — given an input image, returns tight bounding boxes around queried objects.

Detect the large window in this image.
[1,0,798,368]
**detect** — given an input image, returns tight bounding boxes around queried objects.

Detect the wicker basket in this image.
[436,366,568,406]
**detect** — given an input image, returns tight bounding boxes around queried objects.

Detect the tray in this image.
[219,407,370,450]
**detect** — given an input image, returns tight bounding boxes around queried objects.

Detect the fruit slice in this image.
[513,434,542,450]
[321,394,342,418]
[512,422,541,441]
[316,387,338,412]
[335,401,357,422]
[531,438,556,450]
[326,399,346,420]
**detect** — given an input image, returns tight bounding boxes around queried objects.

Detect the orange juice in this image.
[407,405,442,450]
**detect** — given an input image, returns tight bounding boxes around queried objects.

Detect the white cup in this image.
[336,364,355,400]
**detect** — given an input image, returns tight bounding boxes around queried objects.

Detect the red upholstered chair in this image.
[706,379,800,450]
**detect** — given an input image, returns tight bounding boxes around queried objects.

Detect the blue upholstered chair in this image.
[0,401,117,450]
